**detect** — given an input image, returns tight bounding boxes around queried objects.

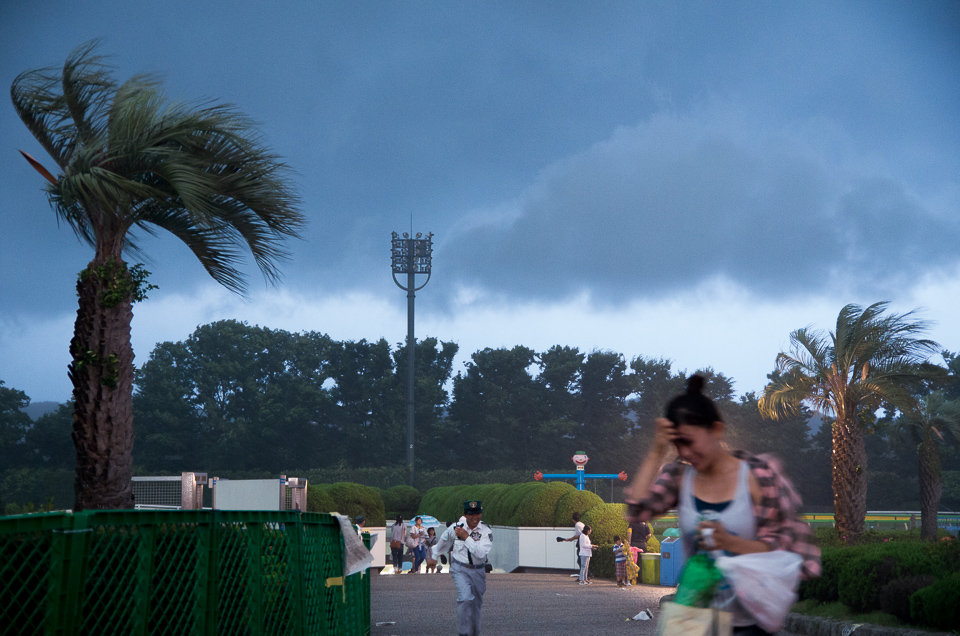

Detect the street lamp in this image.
[391,231,433,486]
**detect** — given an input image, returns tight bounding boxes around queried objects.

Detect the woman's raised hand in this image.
[651,417,677,456]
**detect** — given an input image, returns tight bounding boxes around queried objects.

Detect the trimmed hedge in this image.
[553,489,604,527]
[588,543,616,579]
[308,481,385,526]
[380,485,421,519]
[878,575,935,623]
[516,482,576,526]
[581,503,628,545]
[306,486,336,515]
[417,482,631,563]
[419,483,514,524]
[910,569,960,630]
[797,536,960,631]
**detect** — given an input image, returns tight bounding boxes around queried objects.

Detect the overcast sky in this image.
[2,1,959,403]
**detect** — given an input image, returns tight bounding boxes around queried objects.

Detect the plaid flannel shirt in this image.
[626,450,821,580]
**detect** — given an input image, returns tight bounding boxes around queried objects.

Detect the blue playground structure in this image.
[534,451,627,491]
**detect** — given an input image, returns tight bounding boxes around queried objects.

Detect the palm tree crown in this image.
[759,301,940,540]
[12,40,304,290]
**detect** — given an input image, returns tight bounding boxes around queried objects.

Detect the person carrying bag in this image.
[626,375,820,635]
[389,514,406,573]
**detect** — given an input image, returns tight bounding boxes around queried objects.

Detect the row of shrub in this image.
[306,482,387,526]
[419,482,604,528]
[798,534,960,630]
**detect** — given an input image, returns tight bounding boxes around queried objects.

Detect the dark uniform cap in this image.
[354,515,365,524]
[463,500,483,514]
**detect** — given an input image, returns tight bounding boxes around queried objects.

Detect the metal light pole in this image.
[391,231,433,486]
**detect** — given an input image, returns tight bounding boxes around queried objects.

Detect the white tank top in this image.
[678,460,758,627]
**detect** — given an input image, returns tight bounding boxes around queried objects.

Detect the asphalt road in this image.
[370,570,803,636]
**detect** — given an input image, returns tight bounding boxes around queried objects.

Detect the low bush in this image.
[910,570,960,630]
[588,543,616,579]
[581,503,628,546]
[420,482,592,527]
[306,486,336,514]
[553,490,604,527]
[381,485,421,519]
[799,545,858,603]
[878,575,935,623]
[310,482,385,526]
[838,553,900,612]
[836,540,954,612]
[517,482,576,527]
[487,482,541,526]
[419,483,513,523]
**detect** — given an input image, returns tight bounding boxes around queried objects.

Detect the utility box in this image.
[659,537,686,586]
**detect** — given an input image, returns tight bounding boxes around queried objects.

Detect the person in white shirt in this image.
[578,524,593,584]
[432,500,493,636]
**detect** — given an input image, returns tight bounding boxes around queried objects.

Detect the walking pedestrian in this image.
[432,500,493,636]
[410,516,427,573]
[625,374,821,635]
[389,514,405,574]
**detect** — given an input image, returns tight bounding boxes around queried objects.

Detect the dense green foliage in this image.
[380,485,422,519]
[587,543,617,579]
[6,325,960,515]
[581,503,628,545]
[307,482,385,526]
[553,489,604,526]
[798,535,960,630]
[516,482,576,527]
[910,570,960,630]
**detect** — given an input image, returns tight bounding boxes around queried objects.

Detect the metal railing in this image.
[0,510,370,636]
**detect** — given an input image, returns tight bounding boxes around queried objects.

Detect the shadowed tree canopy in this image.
[11,41,304,509]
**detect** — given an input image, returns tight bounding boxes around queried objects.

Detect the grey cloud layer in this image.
[437,110,959,304]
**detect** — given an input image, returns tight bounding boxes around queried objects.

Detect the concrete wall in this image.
[365,526,387,568]
[490,526,578,572]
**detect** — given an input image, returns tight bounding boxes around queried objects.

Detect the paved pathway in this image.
[371,570,803,636]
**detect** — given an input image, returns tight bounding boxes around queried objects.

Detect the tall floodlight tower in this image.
[391,231,433,486]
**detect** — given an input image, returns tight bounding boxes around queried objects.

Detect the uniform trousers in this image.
[450,560,486,636]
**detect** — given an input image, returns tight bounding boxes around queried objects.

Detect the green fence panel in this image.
[0,510,370,636]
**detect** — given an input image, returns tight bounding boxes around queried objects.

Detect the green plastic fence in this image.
[0,510,371,636]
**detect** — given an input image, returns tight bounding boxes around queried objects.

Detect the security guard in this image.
[432,500,493,636]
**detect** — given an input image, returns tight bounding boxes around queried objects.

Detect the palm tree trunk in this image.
[832,416,867,542]
[70,258,136,510]
[918,431,942,541]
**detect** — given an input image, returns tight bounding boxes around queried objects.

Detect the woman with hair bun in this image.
[625,375,820,635]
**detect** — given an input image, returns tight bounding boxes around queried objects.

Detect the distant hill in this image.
[21,401,64,420]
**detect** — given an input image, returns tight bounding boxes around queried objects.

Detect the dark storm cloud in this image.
[437,109,960,305]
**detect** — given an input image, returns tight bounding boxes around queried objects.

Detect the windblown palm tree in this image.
[11,41,304,510]
[758,302,940,541]
[894,391,960,540]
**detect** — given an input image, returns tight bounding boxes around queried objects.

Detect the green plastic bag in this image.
[675,554,724,607]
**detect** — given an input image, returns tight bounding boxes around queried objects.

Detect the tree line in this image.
[4,315,959,519]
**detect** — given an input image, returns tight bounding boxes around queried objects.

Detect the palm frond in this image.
[16,42,304,292]
[11,40,115,169]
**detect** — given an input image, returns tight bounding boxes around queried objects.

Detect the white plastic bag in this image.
[714,550,801,633]
[335,514,374,576]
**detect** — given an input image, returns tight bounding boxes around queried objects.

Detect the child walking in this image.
[578,525,593,585]
[613,535,627,587]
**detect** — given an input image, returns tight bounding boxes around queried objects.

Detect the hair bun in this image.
[686,374,706,395]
